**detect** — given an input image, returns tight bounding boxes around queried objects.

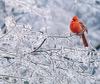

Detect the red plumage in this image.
[70,16,88,47]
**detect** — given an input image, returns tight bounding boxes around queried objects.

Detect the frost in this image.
[0,0,100,84]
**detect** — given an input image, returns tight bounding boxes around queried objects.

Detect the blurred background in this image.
[0,0,100,50]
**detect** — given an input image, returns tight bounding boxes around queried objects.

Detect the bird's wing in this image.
[79,21,88,33]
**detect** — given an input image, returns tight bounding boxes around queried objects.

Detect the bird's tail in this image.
[81,33,88,47]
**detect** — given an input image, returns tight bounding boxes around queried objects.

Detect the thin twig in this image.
[31,38,47,53]
[0,25,16,40]
[0,74,24,79]
[48,34,76,38]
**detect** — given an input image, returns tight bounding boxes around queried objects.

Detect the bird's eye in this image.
[73,19,76,21]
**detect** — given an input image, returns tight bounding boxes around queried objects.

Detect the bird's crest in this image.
[72,16,78,21]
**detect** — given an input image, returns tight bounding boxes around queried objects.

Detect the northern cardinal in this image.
[70,16,88,47]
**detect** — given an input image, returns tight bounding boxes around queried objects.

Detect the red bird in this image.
[70,16,88,47]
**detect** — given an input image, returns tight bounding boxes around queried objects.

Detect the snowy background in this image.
[0,0,100,84]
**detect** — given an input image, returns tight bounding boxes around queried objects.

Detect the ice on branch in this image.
[0,0,100,84]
